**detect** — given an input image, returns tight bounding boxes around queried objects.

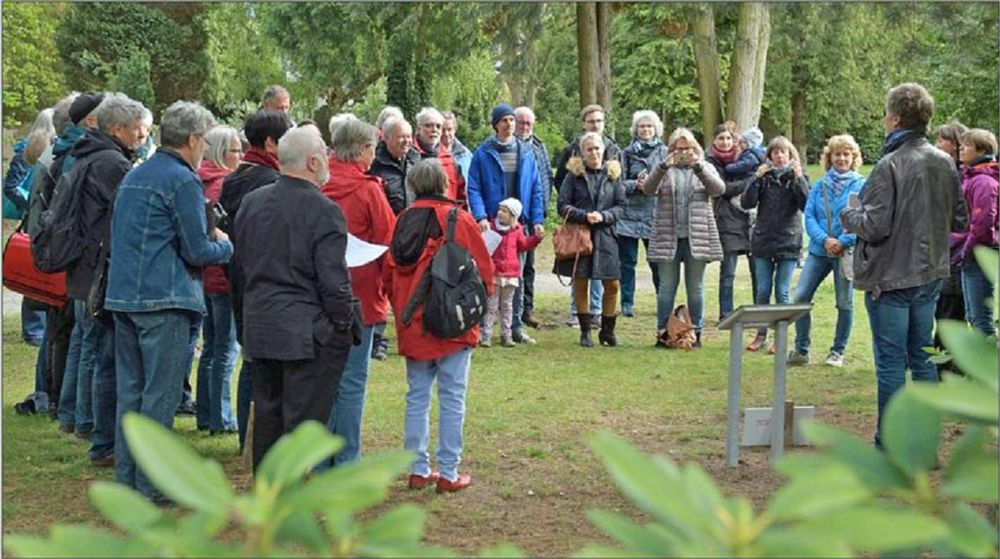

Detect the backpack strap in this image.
[445,207,458,243]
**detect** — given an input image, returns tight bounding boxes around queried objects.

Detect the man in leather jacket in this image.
[841,82,968,449]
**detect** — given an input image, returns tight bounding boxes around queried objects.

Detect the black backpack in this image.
[30,159,90,273]
[401,208,487,339]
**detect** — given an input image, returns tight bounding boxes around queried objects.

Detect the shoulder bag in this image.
[821,182,854,281]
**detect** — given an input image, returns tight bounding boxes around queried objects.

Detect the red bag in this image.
[2,231,68,307]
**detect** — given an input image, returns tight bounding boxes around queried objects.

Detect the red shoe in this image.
[407,471,440,490]
[746,334,766,352]
[436,473,471,493]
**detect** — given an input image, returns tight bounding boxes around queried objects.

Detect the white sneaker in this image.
[825,351,844,367]
[565,315,579,327]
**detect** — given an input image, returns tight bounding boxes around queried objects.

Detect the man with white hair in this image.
[412,107,466,207]
[234,126,357,470]
[513,106,553,329]
[105,101,233,503]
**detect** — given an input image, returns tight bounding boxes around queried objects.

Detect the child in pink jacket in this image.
[481,198,542,347]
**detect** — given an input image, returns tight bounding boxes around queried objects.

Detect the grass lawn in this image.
[1,235,882,556]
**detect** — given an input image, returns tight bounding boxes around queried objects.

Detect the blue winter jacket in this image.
[451,138,472,183]
[105,149,233,314]
[467,137,544,226]
[725,146,765,181]
[804,171,865,256]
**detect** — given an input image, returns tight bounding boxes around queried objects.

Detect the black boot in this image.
[599,315,617,347]
[578,314,593,347]
[693,331,702,348]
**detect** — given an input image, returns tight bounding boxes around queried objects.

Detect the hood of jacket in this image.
[53,125,86,157]
[322,156,382,202]
[964,160,999,182]
[69,128,133,161]
[374,141,419,170]
[566,155,621,180]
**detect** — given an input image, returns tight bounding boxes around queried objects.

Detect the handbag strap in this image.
[820,179,834,238]
[555,251,580,288]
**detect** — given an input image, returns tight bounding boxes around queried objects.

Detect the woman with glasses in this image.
[643,128,725,349]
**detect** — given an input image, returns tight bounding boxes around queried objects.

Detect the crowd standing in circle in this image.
[3,80,995,500]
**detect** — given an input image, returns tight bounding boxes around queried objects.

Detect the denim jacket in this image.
[105,149,233,314]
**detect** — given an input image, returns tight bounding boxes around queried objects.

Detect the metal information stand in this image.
[717,304,813,467]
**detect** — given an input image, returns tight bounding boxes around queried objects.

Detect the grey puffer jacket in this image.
[643,158,725,262]
[616,138,667,239]
[555,156,626,280]
[841,136,968,297]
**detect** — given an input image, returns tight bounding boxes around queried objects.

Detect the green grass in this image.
[1,238,879,555]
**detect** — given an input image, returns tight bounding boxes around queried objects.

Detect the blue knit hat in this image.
[491,103,515,128]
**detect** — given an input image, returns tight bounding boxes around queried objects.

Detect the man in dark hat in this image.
[466,103,545,345]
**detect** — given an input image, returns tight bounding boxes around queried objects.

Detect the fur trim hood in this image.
[567,156,621,180]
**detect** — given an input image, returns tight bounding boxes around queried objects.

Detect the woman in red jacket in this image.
[384,158,494,493]
[196,125,243,434]
[319,120,397,466]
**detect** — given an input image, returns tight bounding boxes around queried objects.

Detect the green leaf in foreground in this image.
[881,390,941,476]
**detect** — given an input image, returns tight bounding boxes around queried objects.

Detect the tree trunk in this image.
[595,2,612,110]
[691,5,723,137]
[576,2,598,107]
[791,59,807,164]
[726,3,770,130]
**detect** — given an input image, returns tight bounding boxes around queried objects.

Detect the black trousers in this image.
[522,248,536,315]
[934,267,966,375]
[45,303,75,412]
[251,336,350,471]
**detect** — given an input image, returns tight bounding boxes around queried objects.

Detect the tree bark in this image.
[726,3,770,130]
[595,2,612,110]
[791,58,808,164]
[691,5,723,137]
[576,2,598,107]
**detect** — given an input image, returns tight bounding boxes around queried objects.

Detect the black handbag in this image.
[87,238,113,327]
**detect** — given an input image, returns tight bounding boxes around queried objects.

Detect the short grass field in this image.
[1,219,882,555]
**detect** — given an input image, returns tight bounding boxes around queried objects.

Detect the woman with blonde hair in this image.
[787,135,865,367]
[643,127,725,348]
[741,136,810,352]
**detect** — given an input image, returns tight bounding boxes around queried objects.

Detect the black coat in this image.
[369,141,421,215]
[234,176,357,361]
[554,134,622,193]
[740,169,810,259]
[555,158,626,280]
[64,130,134,300]
[704,154,753,254]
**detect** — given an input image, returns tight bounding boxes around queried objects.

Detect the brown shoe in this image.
[436,473,471,493]
[59,424,75,434]
[407,471,440,490]
[521,313,540,329]
[90,454,114,468]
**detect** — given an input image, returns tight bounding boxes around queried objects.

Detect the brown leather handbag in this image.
[552,208,592,260]
[661,304,696,349]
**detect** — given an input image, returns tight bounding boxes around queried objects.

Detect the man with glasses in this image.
[412,107,466,208]
[514,106,553,330]
[553,105,622,327]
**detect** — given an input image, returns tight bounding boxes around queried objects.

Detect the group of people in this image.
[4,80,996,503]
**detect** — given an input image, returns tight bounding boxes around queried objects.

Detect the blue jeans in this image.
[114,310,194,501]
[181,316,201,407]
[404,347,471,483]
[21,300,45,343]
[569,281,603,316]
[89,319,115,460]
[753,256,798,336]
[33,329,48,393]
[793,254,854,355]
[865,280,942,448]
[962,260,996,336]
[237,359,252,451]
[57,301,84,429]
[196,294,238,432]
[719,251,755,320]
[325,325,374,467]
[656,239,708,332]
[618,235,660,311]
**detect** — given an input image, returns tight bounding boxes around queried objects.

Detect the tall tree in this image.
[576,2,599,107]
[2,3,67,128]
[726,3,770,129]
[595,2,613,110]
[691,5,724,136]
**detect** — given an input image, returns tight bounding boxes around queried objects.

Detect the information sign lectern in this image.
[717,304,813,466]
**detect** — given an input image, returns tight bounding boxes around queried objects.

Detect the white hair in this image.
[630,110,663,139]
[278,126,326,171]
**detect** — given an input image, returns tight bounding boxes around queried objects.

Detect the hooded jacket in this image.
[198,160,233,295]
[491,221,542,278]
[617,138,667,239]
[370,141,421,215]
[554,134,622,191]
[450,138,472,182]
[413,136,466,207]
[467,137,544,226]
[321,156,397,326]
[64,129,135,300]
[556,156,626,279]
[741,168,810,260]
[952,159,999,264]
[384,197,494,361]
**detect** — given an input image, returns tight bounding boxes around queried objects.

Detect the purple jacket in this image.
[952,160,999,265]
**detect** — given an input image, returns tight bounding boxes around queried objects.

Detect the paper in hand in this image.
[346,233,388,268]
[848,192,861,209]
[483,229,502,255]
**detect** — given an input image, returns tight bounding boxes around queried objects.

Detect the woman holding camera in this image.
[557,132,627,347]
[643,128,725,348]
[740,136,810,353]
[196,125,243,434]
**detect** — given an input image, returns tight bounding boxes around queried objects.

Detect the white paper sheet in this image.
[346,233,388,268]
[483,229,503,255]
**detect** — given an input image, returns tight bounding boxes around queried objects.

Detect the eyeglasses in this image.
[585,119,604,124]
[421,123,443,129]
[516,120,534,125]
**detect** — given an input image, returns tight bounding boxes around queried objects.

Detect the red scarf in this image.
[242,146,280,171]
[711,145,738,165]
